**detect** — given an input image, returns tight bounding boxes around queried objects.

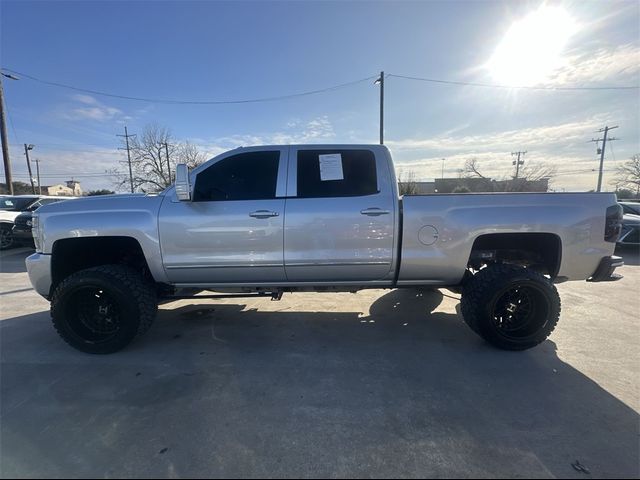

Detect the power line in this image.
[4,68,637,109]
[11,171,123,178]
[554,168,614,176]
[0,68,378,105]
[387,73,640,91]
[11,142,119,147]
[8,145,123,155]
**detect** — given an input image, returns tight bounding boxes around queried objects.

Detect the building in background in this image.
[42,180,83,197]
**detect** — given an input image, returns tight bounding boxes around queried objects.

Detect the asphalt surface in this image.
[0,247,638,478]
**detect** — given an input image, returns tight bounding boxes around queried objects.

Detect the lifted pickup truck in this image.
[26,145,623,353]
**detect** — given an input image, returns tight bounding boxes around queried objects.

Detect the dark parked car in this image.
[1,196,74,249]
[11,211,37,246]
[619,201,640,216]
[618,214,640,246]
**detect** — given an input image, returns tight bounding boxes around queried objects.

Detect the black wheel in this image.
[51,265,157,354]
[0,224,15,250]
[461,264,560,350]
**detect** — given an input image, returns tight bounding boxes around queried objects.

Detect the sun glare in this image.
[487,5,579,86]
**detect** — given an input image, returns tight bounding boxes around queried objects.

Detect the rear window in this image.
[0,198,34,211]
[297,149,378,198]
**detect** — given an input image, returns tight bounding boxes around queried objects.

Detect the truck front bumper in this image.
[26,253,52,299]
[587,255,624,282]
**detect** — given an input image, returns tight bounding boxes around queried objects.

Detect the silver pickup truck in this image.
[26,144,624,354]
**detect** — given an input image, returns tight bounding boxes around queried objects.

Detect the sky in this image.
[1,0,639,192]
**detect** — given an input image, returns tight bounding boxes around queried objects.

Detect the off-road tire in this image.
[461,264,561,350]
[51,265,157,354]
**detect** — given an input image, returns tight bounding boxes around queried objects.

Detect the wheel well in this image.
[51,237,153,290]
[468,233,561,277]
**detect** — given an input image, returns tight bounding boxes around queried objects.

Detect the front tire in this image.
[51,265,157,354]
[0,224,15,250]
[461,264,560,350]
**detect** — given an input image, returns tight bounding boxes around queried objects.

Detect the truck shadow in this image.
[0,247,32,274]
[0,288,638,478]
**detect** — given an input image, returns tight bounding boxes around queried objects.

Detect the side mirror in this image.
[175,163,191,201]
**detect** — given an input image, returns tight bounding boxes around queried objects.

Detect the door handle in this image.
[249,210,280,219]
[360,208,390,216]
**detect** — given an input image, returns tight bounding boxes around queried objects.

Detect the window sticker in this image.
[318,153,344,181]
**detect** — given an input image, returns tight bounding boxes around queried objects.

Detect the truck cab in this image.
[159,145,398,286]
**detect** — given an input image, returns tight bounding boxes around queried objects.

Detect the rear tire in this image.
[51,265,157,354]
[461,264,560,350]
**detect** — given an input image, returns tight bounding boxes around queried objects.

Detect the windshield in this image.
[0,197,36,211]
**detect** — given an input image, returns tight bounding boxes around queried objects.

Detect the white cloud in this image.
[7,143,125,192]
[72,94,99,105]
[386,116,611,153]
[387,115,634,191]
[195,115,336,157]
[551,43,640,86]
[59,95,131,123]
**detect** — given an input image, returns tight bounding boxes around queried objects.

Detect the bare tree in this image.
[398,169,419,195]
[462,157,556,192]
[177,141,207,169]
[112,124,207,192]
[462,158,487,179]
[612,154,640,196]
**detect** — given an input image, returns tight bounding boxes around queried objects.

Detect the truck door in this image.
[159,146,288,284]
[284,147,396,282]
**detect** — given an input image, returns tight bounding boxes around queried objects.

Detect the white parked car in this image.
[0,195,76,250]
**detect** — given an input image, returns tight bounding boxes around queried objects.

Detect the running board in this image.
[164,292,282,301]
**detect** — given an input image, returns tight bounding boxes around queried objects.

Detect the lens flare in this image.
[487,6,579,86]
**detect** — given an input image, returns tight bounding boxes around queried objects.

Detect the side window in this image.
[297,149,378,198]
[193,151,280,202]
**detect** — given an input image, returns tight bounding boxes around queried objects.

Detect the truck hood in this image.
[36,193,163,215]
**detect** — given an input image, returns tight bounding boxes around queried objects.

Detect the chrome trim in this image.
[275,148,289,198]
[286,261,391,266]
[166,263,283,269]
[249,210,279,219]
[360,208,390,216]
[174,280,394,288]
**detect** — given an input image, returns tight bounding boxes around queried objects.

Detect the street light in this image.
[0,71,19,194]
[374,71,384,145]
[24,143,36,193]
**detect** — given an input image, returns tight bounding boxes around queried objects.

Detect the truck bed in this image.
[398,192,618,285]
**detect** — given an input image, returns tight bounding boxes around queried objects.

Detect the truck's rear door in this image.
[283,146,397,282]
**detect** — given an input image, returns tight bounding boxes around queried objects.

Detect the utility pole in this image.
[590,125,618,192]
[374,71,384,144]
[511,151,527,179]
[24,144,36,194]
[441,158,445,179]
[32,158,41,195]
[0,73,15,194]
[162,142,171,184]
[117,126,136,193]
